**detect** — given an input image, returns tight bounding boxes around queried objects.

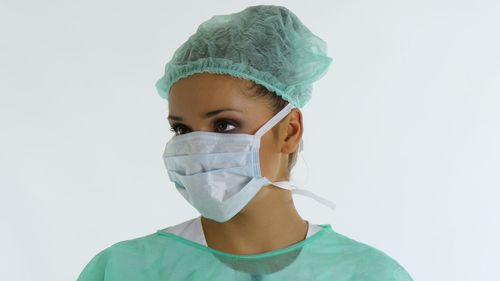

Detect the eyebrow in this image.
[167,108,242,121]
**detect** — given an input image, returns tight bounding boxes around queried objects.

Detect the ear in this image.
[280,108,303,154]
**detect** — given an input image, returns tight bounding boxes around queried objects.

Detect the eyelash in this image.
[169,119,241,135]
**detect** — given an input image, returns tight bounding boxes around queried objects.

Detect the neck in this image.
[200,186,308,255]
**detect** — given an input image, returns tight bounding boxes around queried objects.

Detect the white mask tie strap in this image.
[254,103,296,138]
[271,181,336,211]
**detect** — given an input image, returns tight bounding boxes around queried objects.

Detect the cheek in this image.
[258,132,281,178]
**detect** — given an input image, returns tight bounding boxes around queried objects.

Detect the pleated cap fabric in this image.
[155,5,333,108]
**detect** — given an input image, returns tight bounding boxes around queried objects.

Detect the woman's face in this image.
[167,72,297,184]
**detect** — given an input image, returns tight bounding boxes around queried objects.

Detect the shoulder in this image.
[77,218,193,281]
[77,217,201,281]
[76,232,160,281]
[326,228,414,281]
[77,218,200,280]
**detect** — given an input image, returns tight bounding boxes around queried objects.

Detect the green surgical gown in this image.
[77,224,413,281]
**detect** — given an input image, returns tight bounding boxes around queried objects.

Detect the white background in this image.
[1,1,499,280]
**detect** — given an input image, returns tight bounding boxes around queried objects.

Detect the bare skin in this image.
[168,72,307,255]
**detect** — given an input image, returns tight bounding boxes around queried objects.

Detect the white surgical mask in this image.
[163,103,336,223]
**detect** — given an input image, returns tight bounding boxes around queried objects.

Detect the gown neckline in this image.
[155,223,333,259]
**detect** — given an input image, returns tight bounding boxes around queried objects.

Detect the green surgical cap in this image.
[155,5,333,108]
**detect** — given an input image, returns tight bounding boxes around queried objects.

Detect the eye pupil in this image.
[170,125,188,135]
[216,120,235,132]
[217,122,225,131]
[179,127,189,135]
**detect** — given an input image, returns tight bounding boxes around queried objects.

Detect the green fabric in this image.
[155,5,333,108]
[77,224,413,281]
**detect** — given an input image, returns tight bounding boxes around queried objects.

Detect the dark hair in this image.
[245,82,300,177]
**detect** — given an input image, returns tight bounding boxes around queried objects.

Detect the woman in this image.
[77,5,414,281]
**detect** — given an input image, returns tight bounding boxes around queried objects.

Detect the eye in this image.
[169,124,191,136]
[214,119,239,133]
[169,119,241,136]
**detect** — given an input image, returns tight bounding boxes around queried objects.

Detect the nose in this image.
[193,123,214,132]
[188,123,214,133]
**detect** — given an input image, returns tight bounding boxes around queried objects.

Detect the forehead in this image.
[168,73,260,114]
